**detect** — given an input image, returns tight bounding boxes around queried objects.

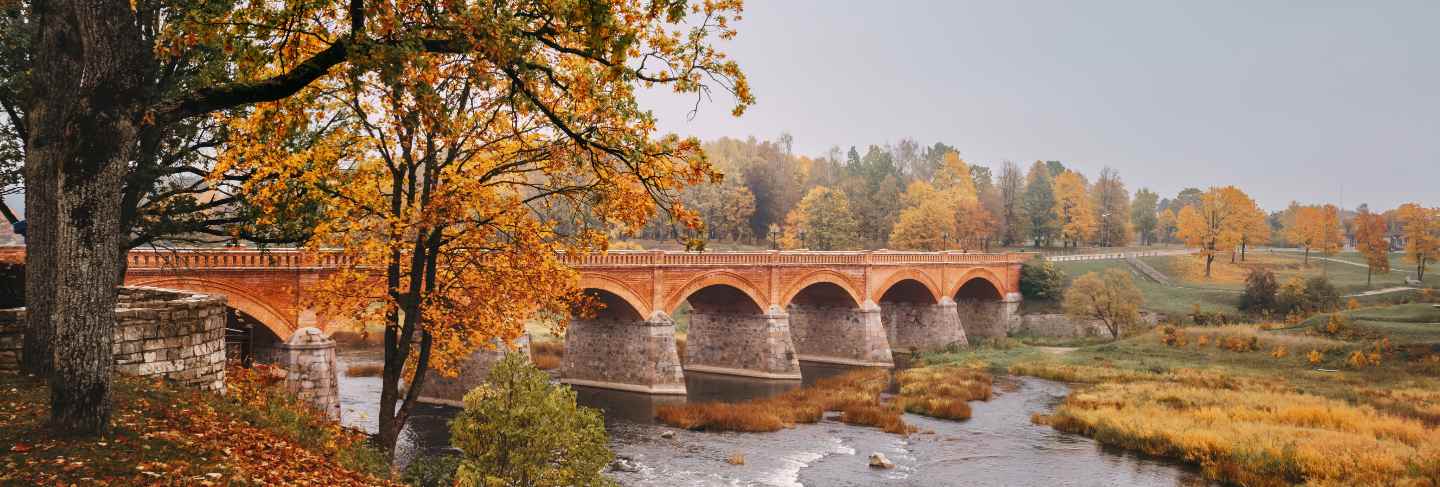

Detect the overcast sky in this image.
[640,0,1439,211]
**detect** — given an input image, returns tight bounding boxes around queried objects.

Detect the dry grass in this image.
[529,340,564,370]
[895,366,992,420]
[344,363,384,377]
[656,369,910,434]
[1158,324,1346,353]
[1043,381,1440,486]
[725,452,745,465]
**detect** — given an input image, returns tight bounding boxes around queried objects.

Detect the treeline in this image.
[637,135,1438,281]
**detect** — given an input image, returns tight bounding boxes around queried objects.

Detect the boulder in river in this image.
[868,452,895,469]
[660,430,675,439]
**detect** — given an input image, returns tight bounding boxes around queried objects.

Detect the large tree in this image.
[996,161,1026,246]
[1395,203,1438,281]
[1090,167,1130,247]
[19,0,751,436]
[1131,188,1159,246]
[1051,170,1094,248]
[1354,210,1391,286]
[1022,161,1057,247]
[1176,186,1248,277]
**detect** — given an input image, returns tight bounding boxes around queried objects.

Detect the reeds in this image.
[656,369,910,434]
[344,363,384,377]
[529,340,564,370]
[1045,381,1440,486]
[895,366,992,420]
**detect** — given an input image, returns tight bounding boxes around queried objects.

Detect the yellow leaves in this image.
[1308,349,1325,365]
[1051,171,1095,245]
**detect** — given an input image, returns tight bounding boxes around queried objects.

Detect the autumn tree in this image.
[1063,269,1143,340]
[996,161,1027,246]
[1156,208,1178,244]
[1286,204,1344,265]
[782,186,859,251]
[1051,170,1095,248]
[221,3,750,462]
[1023,161,1058,247]
[1395,203,1439,281]
[1229,188,1269,262]
[1176,186,1249,277]
[1131,188,1159,245]
[1354,211,1391,285]
[889,183,955,251]
[1091,167,1131,247]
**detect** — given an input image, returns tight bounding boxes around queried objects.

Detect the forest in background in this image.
[634,135,1430,259]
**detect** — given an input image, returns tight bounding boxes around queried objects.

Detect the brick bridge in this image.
[0,247,1029,395]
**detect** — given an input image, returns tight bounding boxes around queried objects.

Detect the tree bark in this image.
[26,0,151,435]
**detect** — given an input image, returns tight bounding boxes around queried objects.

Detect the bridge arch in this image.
[949,268,1007,300]
[577,274,652,319]
[874,268,942,304]
[780,270,862,309]
[663,271,769,315]
[125,277,296,340]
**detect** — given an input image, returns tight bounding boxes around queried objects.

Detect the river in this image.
[336,350,1213,486]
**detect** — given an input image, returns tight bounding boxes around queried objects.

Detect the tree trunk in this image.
[1304,247,1310,265]
[1367,266,1372,286]
[1204,254,1214,277]
[26,0,152,435]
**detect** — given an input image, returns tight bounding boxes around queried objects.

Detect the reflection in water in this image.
[337,351,1212,486]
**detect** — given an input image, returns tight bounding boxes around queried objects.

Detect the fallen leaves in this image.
[0,370,396,485]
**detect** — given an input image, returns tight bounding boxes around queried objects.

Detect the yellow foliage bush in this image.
[1270,345,1288,359]
[1308,349,1324,365]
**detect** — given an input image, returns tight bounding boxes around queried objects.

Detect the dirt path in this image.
[1033,346,1078,355]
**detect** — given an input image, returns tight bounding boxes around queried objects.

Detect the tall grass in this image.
[656,369,912,434]
[1039,381,1440,486]
[530,340,563,370]
[895,366,992,420]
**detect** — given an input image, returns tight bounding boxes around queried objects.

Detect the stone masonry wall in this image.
[1015,312,1161,338]
[561,314,685,394]
[273,327,340,419]
[787,304,893,366]
[686,309,801,378]
[0,287,227,391]
[880,301,967,352]
[420,335,530,406]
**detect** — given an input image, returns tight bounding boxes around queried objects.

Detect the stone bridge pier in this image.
[787,282,892,367]
[683,284,801,379]
[878,279,968,353]
[560,290,686,394]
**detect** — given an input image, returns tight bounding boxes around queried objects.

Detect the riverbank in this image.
[923,303,1440,486]
[0,367,392,485]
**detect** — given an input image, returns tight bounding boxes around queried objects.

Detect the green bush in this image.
[1020,257,1065,300]
[1239,268,1278,314]
[1276,276,1341,316]
[450,354,614,487]
[402,454,460,487]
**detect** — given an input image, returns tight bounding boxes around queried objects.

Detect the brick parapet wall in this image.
[0,287,227,392]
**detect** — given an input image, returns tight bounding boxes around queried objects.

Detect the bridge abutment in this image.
[788,302,893,367]
[880,298,969,352]
[685,305,802,380]
[560,312,686,395]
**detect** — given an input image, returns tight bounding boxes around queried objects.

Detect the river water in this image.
[336,350,1212,486]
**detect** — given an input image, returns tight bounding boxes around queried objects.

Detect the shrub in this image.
[402,454,460,487]
[1277,276,1341,315]
[450,354,614,487]
[1063,269,1143,339]
[1238,268,1278,314]
[1019,257,1065,300]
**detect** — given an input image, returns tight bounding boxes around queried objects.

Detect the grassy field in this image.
[1042,258,1241,317]
[924,302,1440,486]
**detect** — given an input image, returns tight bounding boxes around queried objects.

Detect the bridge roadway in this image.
[0,247,1030,395]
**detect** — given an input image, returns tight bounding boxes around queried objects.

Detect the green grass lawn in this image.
[1051,258,1241,317]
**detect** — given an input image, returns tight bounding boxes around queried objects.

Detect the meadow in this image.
[927,300,1440,486]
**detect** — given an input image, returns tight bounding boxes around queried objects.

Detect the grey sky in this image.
[640,0,1439,211]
